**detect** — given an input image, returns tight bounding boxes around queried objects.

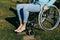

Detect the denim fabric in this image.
[16,0,56,23]
[16,4,41,23]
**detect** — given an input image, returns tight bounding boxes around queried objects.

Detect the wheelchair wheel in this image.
[38,5,60,30]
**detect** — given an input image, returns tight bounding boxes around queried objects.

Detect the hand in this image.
[43,5,49,12]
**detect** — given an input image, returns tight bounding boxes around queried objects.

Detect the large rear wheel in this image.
[38,5,60,30]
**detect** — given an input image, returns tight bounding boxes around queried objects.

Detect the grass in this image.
[0,0,60,40]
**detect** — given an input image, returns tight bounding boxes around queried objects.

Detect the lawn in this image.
[0,0,60,40]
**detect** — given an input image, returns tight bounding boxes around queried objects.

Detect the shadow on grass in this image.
[5,7,24,29]
[5,7,18,28]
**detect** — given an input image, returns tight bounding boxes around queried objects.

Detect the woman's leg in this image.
[17,4,41,32]
[14,4,24,31]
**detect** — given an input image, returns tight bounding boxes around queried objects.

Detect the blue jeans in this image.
[16,4,41,23]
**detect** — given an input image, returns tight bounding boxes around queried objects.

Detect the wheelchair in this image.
[26,5,60,35]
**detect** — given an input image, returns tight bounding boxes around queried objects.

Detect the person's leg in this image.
[16,4,29,32]
[17,4,41,32]
[14,4,24,32]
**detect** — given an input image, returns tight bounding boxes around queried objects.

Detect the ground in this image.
[0,0,60,40]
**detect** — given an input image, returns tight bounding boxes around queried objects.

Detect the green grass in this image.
[0,0,60,40]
